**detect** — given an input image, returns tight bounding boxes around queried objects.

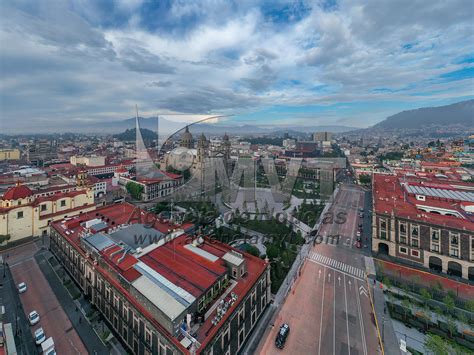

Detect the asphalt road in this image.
[258,184,381,355]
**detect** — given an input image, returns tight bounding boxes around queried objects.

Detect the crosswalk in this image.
[307,251,366,280]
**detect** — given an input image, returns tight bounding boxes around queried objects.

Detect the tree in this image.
[126,181,144,200]
[443,295,455,315]
[420,288,433,307]
[266,244,279,260]
[359,174,371,185]
[245,244,260,257]
[446,316,457,338]
[401,298,412,320]
[424,333,448,355]
[465,299,474,313]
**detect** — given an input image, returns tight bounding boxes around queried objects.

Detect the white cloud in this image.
[0,0,473,133]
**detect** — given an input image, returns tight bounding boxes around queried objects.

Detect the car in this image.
[275,323,290,349]
[41,337,55,354]
[356,231,361,237]
[358,223,363,228]
[18,282,27,294]
[34,327,46,345]
[359,212,364,218]
[28,311,40,326]
[359,208,364,212]
[356,241,361,248]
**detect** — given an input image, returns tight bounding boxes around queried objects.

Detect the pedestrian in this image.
[79,317,82,324]
[373,278,376,285]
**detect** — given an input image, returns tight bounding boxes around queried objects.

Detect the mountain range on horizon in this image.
[84,99,474,136]
[1,100,472,136]
[369,99,473,131]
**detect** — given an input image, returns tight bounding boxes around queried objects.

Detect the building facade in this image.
[0,183,95,244]
[0,148,21,161]
[49,204,271,355]
[372,173,474,281]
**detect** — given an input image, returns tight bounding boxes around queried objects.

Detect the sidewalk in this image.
[372,281,401,355]
[35,251,111,354]
[392,320,426,354]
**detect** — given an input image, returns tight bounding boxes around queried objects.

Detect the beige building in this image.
[0,183,96,245]
[70,155,106,167]
[0,148,20,161]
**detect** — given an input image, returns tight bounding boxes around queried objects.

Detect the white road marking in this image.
[356,280,368,355]
[307,253,365,281]
[344,274,351,355]
[318,268,326,355]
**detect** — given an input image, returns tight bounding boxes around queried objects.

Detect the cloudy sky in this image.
[1,0,473,133]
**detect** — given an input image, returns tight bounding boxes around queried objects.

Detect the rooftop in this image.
[373,173,474,231]
[50,202,267,352]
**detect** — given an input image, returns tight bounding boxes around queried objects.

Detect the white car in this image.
[18,282,27,294]
[34,327,46,345]
[28,311,40,325]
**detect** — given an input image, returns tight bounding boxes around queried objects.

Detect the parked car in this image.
[356,231,361,237]
[18,282,27,294]
[356,240,361,248]
[41,337,55,354]
[359,212,364,218]
[28,311,40,325]
[34,327,46,345]
[275,323,290,349]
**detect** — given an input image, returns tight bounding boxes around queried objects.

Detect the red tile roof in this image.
[49,202,268,352]
[140,235,228,297]
[2,183,33,200]
[373,173,474,231]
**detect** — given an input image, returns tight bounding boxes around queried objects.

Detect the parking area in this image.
[8,243,87,354]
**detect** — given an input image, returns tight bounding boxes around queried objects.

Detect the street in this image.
[258,184,382,355]
[4,241,88,354]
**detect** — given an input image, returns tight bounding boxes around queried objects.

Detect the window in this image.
[431,228,440,253]
[238,325,246,349]
[379,219,387,240]
[450,233,459,246]
[411,225,419,237]
[238,306,245,327]
[399,223,406,235]
[411,250,420,258]
[133,314,139,333]
[251,307,257,326]
[450,233,459,258]
[145,328,152,346]
[41,204,47,211]
[399,235,407,244]
[399,247,408,255]
[122,304,128,321]
[17,211,24,219]
[60,200,66,207]
[221,324,230,348]
[471,236,474,261]
[251,289,257,307]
